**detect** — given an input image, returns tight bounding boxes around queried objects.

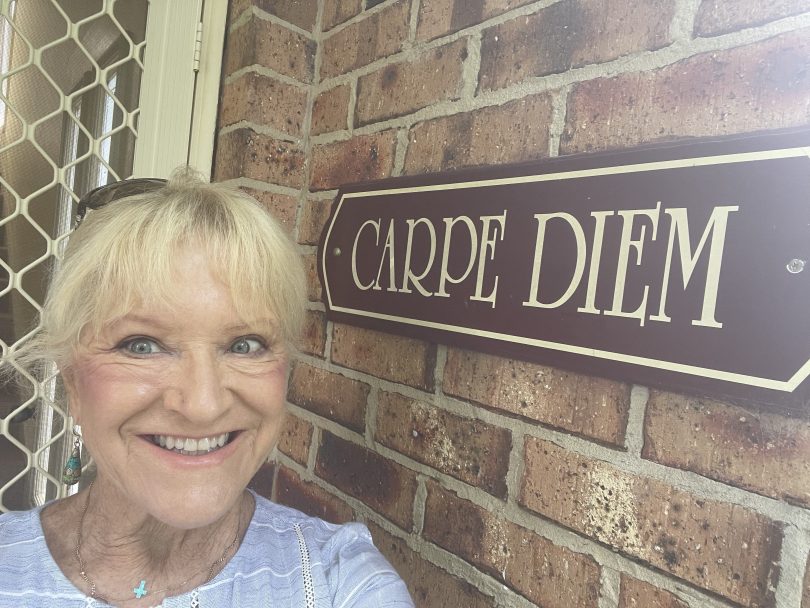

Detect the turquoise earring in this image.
[62,426,83,485]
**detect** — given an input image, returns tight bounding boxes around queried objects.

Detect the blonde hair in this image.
[11,168,306,375]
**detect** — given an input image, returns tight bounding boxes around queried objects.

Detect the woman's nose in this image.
[163,351,229,421]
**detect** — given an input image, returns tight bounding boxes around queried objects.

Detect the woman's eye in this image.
[230,337,265,355]
[122,338,161,355]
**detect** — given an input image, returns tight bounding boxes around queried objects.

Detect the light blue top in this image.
[0,492,415,608]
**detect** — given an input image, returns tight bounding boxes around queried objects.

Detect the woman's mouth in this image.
[150,432,236,456]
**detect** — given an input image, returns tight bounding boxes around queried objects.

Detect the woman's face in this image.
[64,248,288,529]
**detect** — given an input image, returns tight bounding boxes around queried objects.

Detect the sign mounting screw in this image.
[786,258,805,274]
[333,247,342,257]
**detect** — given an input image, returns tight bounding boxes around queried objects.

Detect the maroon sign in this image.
[318,130,810,414]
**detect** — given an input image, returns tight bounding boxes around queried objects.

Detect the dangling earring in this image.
[62,426,83,486]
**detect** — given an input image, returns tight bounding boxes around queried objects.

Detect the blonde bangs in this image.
[30,171,306,371]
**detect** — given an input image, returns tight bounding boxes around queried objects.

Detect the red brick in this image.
[303,253,322,301]
[316,431,417,529]
[404,94,554,174]
[213,128,306,188]
[562,29,810,154]
[355,39,466,126]
[275,465,355,523]
[310,131,397,191]
[331,324,436,390]
[619,576,689,608]
[375,391,511,497]
[416,0,535,42]
[424,481,601,607]
[298,198,333,245]
[644,392,810,508]
[520,437,782,607]
[247,461,275,499]
[367,521,495,608]
[443,348,629,446]
[277,413,312,465]
[311,84,350,135]
[240,187,298,234]
[479,0,675,92]
[300,309,327,357]
[287,362,369,432]
[223,16,315,82]
[228,0,319,31]
[219,72,307,136]
[321,1,410,79]
[322,0,363,31]
[695,0,810,37]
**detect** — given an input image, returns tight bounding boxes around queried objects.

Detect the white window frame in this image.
[133,0,226,179]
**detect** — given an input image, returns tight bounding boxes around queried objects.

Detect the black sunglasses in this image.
[75,178,168,227]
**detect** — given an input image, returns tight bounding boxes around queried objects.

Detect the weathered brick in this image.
[404,93,554,174]
[240,187,298,234]
[219,72,306,136]
[275,465,355,523]
[695,0,810,37]
[311,84,350,135]
[228,0,319,31]
[321,1,409,78]
[367,521,495,608]
[644,391,810,508]
[416,0,535,42]
[287,362,369,432]
[223,16,315,82]
[277,413,312,465]
[424,480,601,607]
[298,198,333,245]
[300,309,327,357]
[322,0,364,31]
[520,437,782,607]
[316,431,417,529]
[247,461,275,499]
[331,324,436,390]
[213,128,306,188]
[562,29,810,153]
[619,576,689,608]
[479,0,675,92]
[303,253,322,301]
[310,131,397,191]
[375,391,511,497]
[355,39,466,125]
[443,348,629,446]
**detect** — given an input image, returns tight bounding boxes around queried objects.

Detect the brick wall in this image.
[215,1,810,606]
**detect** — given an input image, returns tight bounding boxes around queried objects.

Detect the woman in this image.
[0,171,414,608]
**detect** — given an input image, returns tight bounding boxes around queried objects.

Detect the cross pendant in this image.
[133,580,148,599]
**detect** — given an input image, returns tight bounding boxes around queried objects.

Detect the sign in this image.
[318,129,810,413]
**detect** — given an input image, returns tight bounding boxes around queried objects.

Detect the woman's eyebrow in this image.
[113,314,173,330]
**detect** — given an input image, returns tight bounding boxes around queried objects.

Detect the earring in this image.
[62,425,83,486]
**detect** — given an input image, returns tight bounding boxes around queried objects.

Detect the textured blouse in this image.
[0,491,415,608]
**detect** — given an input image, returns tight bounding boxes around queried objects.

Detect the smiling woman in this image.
[0,169,414,608]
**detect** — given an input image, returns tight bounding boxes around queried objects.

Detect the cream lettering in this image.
[650,205,739,328]
[520,203,736,328]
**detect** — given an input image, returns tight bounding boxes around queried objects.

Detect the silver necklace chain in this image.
[74,481,243,604]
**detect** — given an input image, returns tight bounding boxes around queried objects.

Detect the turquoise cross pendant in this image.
[133,580,148,599]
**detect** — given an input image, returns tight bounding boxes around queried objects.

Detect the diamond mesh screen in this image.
[0,0,148,512]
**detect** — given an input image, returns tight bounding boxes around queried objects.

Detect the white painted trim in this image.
[188,0,228,178]
[132,0,204,178]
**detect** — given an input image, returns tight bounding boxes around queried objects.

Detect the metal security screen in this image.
[0,0,148,511]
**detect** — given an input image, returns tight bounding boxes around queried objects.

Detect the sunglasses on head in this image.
[75,178,168,227]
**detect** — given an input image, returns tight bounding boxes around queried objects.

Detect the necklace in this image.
[75,481,244,604]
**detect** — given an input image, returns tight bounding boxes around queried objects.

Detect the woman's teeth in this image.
[152,433,231,455]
